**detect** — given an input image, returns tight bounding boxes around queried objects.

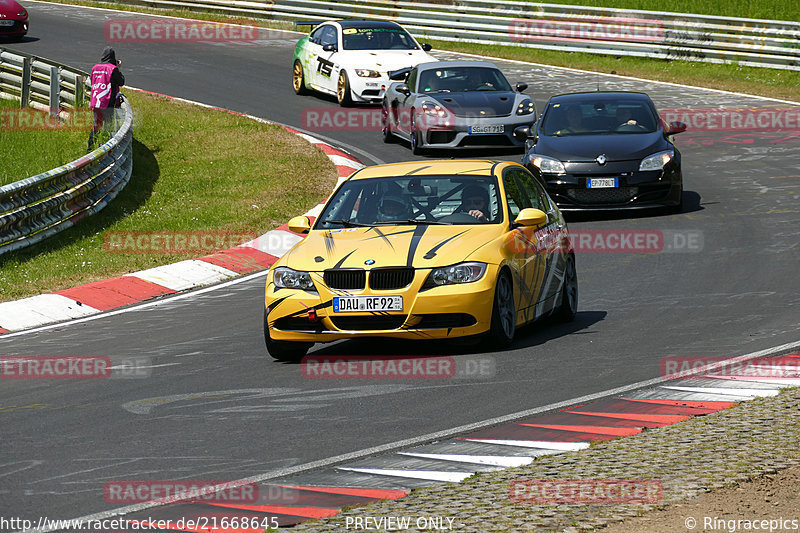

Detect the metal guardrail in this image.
[110,0,800,70]
[0,48,134,256]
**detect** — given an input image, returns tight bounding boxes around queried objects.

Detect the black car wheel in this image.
[382,106,394,143]
[489,271,515,347]
[292,60,309,95]
[264,309,312,362]
[410,112,425,155]
[556,254,578,322]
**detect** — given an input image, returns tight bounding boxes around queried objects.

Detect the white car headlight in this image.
[355,69,381,78]
[273,267,316,291]
[517,99,535,115]
[421,101,449,117]
[531,155,566,175]
[425,262,487,287]
[639,150,674,171]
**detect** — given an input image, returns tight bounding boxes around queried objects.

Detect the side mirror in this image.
[421,43,433,52]
[513,125,532,142]
[514,208,548,228]
[516,82,528,93]
[396,83,411,96]
[322,43,337,52]
[288,216,311,234]
[666,121,687,135]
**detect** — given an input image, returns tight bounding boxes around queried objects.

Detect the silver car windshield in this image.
[417,67,513,93]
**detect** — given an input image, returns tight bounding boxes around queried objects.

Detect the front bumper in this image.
[350,74,390,103]
[524,159,682,210]
[420,117,533,150]
[0,18,27,37]
[265,266,498,343]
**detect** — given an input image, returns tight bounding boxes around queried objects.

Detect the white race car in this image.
[292,20,436,106]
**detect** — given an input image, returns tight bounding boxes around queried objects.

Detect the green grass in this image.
[0,99,92,186]
[0,89,336,302]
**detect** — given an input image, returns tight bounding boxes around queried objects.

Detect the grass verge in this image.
[0,89,336,302]
[37,0,800,103]
[0,99,92,186]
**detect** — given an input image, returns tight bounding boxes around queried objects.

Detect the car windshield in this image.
[541,100,658,136]
[315,175,503,228]
[341,27,419,50]
[417,67,513,93]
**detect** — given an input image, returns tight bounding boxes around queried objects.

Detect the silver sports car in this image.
[381,60,536,154]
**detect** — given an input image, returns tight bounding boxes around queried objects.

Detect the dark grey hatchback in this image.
[519,91,686,212]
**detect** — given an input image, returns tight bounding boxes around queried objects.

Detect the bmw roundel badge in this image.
[365,259,375,265]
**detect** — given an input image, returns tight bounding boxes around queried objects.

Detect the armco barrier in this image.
[104,0,800,70]
[0,48,133,256]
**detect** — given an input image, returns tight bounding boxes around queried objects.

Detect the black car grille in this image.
[369,268,414,290]
[0,21,22,33]
[415,313,477,329]
[324,269,366,290]
[567,187,638,205]
[428,131,457,144]
[459,135,513,147]
[330,315,407,331]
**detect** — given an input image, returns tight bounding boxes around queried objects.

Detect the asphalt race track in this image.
[1,1,799,526]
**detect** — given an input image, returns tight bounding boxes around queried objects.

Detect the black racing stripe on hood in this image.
[332,250,357,269]
[324,231,335,256]
[405,165,433,175]
[423,229,470,260]
[365,227,400,250]
[406,225,429,267]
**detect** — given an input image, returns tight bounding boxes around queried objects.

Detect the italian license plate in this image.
[469,124,504,134]
[0,21,15,26]
[333,295,403,313]
[587,177,619,188]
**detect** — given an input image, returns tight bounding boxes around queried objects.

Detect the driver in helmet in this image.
[377,194,411,222]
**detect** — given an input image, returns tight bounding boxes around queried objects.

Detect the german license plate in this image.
[469,124,504,134]
[333,295,403,313]
[0,21,15,26]
[587,178,618,188]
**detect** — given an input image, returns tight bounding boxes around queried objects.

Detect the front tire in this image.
[556,254,578,322]
[382,106,395,143]
[292,60,309,95]
[410,112,425,155]
[337,71,354,106]
[489,271,515,348]
[264,309,312,362]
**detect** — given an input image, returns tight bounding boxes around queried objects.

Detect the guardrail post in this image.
[20,56,31,108]
[75,74,86,109]
[49,66,60,116]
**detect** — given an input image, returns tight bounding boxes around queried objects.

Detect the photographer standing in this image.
[88,46,125,150]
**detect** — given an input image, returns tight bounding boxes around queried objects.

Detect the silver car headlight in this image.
[639,150,674,171]
[424,262,487,288]
[517,99,535,115]
[531,155,566,175]
[421,101,449,117]
[273,267,316,291]
[355,69,381,78]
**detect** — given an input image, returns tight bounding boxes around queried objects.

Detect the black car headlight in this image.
[423,262,487,288]
[530,155,566,175]
[273,267,316,291]
[516,99,535,115]
[639,150,674,171]
[18,8,27,16]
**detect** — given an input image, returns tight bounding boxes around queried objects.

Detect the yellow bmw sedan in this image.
[264,160,577,360]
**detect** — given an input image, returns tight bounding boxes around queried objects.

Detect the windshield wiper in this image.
[319,219,372,227]
[405,219,451,225]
